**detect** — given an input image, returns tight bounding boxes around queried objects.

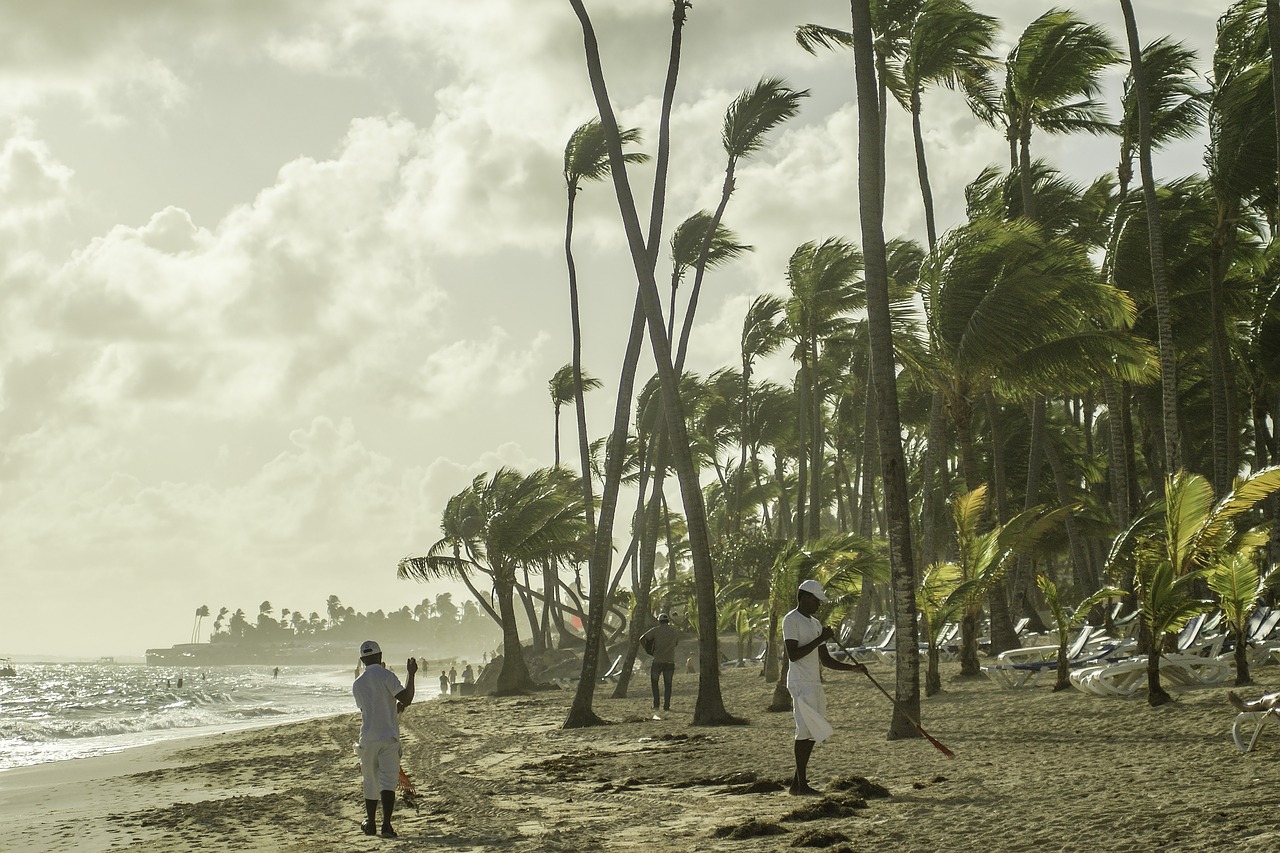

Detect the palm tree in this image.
[1207,549,1272,686]
[782,238,863,542]
[1119,0,1187,479]
[563,119,648,528]
[1036,576,1122,691]
[1110,467,1280,705]
[737,295,786,530]
[985,9,1120,217]
[190,605,210,644]
[667,212,752,346]
[672,77,806,370]
[892,0,997,250]
[548,364,602,467]
[568,0,741,726]
[850,0,923,741]
[564,0,697,729]
[399,467,588,695]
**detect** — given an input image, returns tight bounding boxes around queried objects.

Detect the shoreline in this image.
[2,664,1279,852]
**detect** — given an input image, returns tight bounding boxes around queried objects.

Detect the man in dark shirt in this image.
[639,613,680,712]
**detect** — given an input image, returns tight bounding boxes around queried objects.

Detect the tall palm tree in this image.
[986,9,1120,217]
[737,295,786,530]
[891,0,998,250]
[672,77,806,370]
[569,0,742,725]
[563,119,648,526]
[782,238,863,542]
[190,605,210,644]
[548,364,602,467]
[850,0,923,741]
[399,467,588,695]
[1119,0,1187,480]
[564,0,703,729]
[667,212,752,344]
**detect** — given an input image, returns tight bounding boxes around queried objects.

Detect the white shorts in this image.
[359,738,401,799]
[789,681,833,743]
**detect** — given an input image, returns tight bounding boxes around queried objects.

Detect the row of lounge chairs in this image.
[978,605,1280,698]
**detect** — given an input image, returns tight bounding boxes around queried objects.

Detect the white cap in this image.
[798,579,828,602]
[359,640,381,657]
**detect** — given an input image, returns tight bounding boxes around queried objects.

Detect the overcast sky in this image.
[0,1,1220,659]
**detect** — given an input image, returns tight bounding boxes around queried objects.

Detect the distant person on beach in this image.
[273,667,279,678]
[439,671,449,695]
[639,613,680,712]
[448,665,457,685]
[353,640,417,839]
[783,579,865,796]
[462,664,474,685]
[176,676,183,688]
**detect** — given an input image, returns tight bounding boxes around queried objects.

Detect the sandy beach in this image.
[3,661,1279,852]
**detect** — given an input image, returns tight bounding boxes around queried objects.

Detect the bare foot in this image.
[788,783,822,796]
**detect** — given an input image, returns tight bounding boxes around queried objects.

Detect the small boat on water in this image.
[0,658,15,677]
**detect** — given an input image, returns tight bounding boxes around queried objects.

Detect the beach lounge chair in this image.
[1232,709,1278,752]
[834,625,895,664]
[983,627,1117,688]
[599,654,626,681]
[1070,653,1230,697]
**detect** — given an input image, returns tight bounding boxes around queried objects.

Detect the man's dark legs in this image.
[380,789,397,837]
[363,799,378,835]
[660,664,673,710]
[791,738,819,795]
[650,666,661,709]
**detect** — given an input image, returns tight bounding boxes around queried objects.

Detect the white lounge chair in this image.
[1232,709,1278,752]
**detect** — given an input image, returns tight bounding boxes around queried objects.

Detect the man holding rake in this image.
[782,579,866,796]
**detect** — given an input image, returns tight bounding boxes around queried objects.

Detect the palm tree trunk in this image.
[563,0,689,729]
[851,0,922,740]
[1119,0,1183,475]
[809,337,824,539]
[920,392,946,569]
[613,483,663,699]
[910,91,938,251]
[564,190,598,531]
[1208,205,1239,495]
[494,572,535,695]
[569,0,738,726]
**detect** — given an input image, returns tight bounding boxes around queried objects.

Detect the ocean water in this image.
[0,663,439,772]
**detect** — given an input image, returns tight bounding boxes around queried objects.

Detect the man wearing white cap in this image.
[782,579,865,796]
[352,640,417,837]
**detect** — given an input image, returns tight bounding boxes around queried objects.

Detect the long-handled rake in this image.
[835,641,955,759]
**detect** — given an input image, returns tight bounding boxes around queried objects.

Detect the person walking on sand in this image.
[639,613,680,712]
[353,640,417,838]
[439,670,449,695]
[448,664,457,685]
[783,579,865,796]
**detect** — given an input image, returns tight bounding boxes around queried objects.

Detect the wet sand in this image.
[2,660,1279,852]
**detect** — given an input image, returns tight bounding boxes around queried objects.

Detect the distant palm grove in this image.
[392,0,1280,729]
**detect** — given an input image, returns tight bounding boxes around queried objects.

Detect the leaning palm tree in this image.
[548,364,602,467]
[892,0,998,249]
[563,119,648,525]
[672,77,806,370]
[564,0,740,727]
[399,467,589,695]
[782,238,864,542]
[191,605,210,644]
[984,9,1121,219]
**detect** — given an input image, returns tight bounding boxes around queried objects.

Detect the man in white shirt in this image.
[782,579,865,796]
[352,640,417,837]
